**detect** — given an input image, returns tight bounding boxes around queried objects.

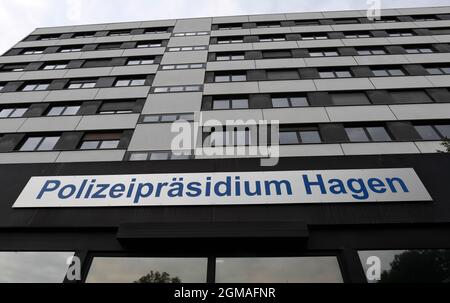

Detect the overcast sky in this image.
[1,0,450,54]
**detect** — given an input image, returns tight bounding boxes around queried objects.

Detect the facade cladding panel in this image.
[0,7,450,284]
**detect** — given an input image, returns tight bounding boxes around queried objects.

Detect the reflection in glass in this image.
[359,250,450,283]
[86,258,207,283]
[0,252,74,283]
[215,257,343,283]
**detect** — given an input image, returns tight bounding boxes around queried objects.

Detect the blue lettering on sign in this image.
[34,173,410,204]
[302,174,409,200]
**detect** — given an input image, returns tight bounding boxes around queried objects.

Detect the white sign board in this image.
[13,168,432,208]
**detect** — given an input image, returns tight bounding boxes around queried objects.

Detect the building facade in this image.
[0,6,450,283]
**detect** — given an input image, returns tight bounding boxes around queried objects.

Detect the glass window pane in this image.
[86,258,207,283]
[335,71,352,78]
[300,131,321,144]
[272,98,290,108]
[232,99,249,109]
[280,132,299,145]
[373,70,389,77]
[415,125,441,140]
[20,137,43,151]
[0,108,14,118]
[80,141,99,150]
[231,75,247,82]
[47,107,65,116]
[436,125,450,138]
[319,72,335,78]
[216,257,343,283]
[366,127,392,142]
[213,100,230,110]
[0,252,74,283]
[290,97,309,107]
[115,80,130,87]
[100,140,120,149]
[63,106,80,116]
[179,114,194,121]
[37,137,60,151]
[359,250,450,283]
[160,115,178,122]
[143,115,160,123]
[331,93,370,106]
[346,127,370,142]
[130,153,148,161]
[389,69,405,76]
[391,90,432,104]
[215,76,229,82]
[372,49,386,55]
[150,152,170,161]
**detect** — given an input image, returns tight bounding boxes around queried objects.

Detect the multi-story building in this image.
[0,6,450,283]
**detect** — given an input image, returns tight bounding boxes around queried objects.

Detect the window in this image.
[388,30,414,37]
[0,107,28,118]
[358,250,450,283]
[213,98,249,110]
[115,78,146,87]
[280,128,322,145]
[425,66,450,75]
[129,151,193,161]
[404,46,434,54]
[42,62,68,70]
[19,136,60,151]
[0,84,4,92]
[272,95,309,108]
[142,113,195,123]
[0,252,74,283]
[127,57,155,65]
[267,69,300,80]
[109,30,131,36]
[22,83,50,91]
[430,28,450,35]
[46,105,80,116]
[373,17,398,23]
[214,73,247,82]
[346,126,392,142]
[161,64,205,70]
[67,80,97,89]
[144,27,169,34]
[319,69,352,78]
[356,48,387,55]
[173,32,208,37]
[262,50,292,59]
[257,22,281,28]
[414,15,438,22]
[73,32,96,38]
[80,132,122,150]
[216,257,343,283]
[330,92,371,105]
[137,41,162,48]
[415,124,450,140]
[153,85,202,93]
[309,49,339,57]
[22,48,45,55]
[86,257,207,283]
[334,18,359,24]
[208,128,252,147]
[1,64,28,72]
[295,20,320,26]
[372,67,406,77]
[217,37,244,44]
[391,90,433,104]
[168,46,207,52]
[344,32,371,38]
[218,23,243,30]
[97,43,122,51]
[301,33,329,40]
[39,34,60,41]
[259,35,286,42]
[59,46,82,53]
[83,59,111,68]
[98,100,138,115]
[216,53,245,61]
